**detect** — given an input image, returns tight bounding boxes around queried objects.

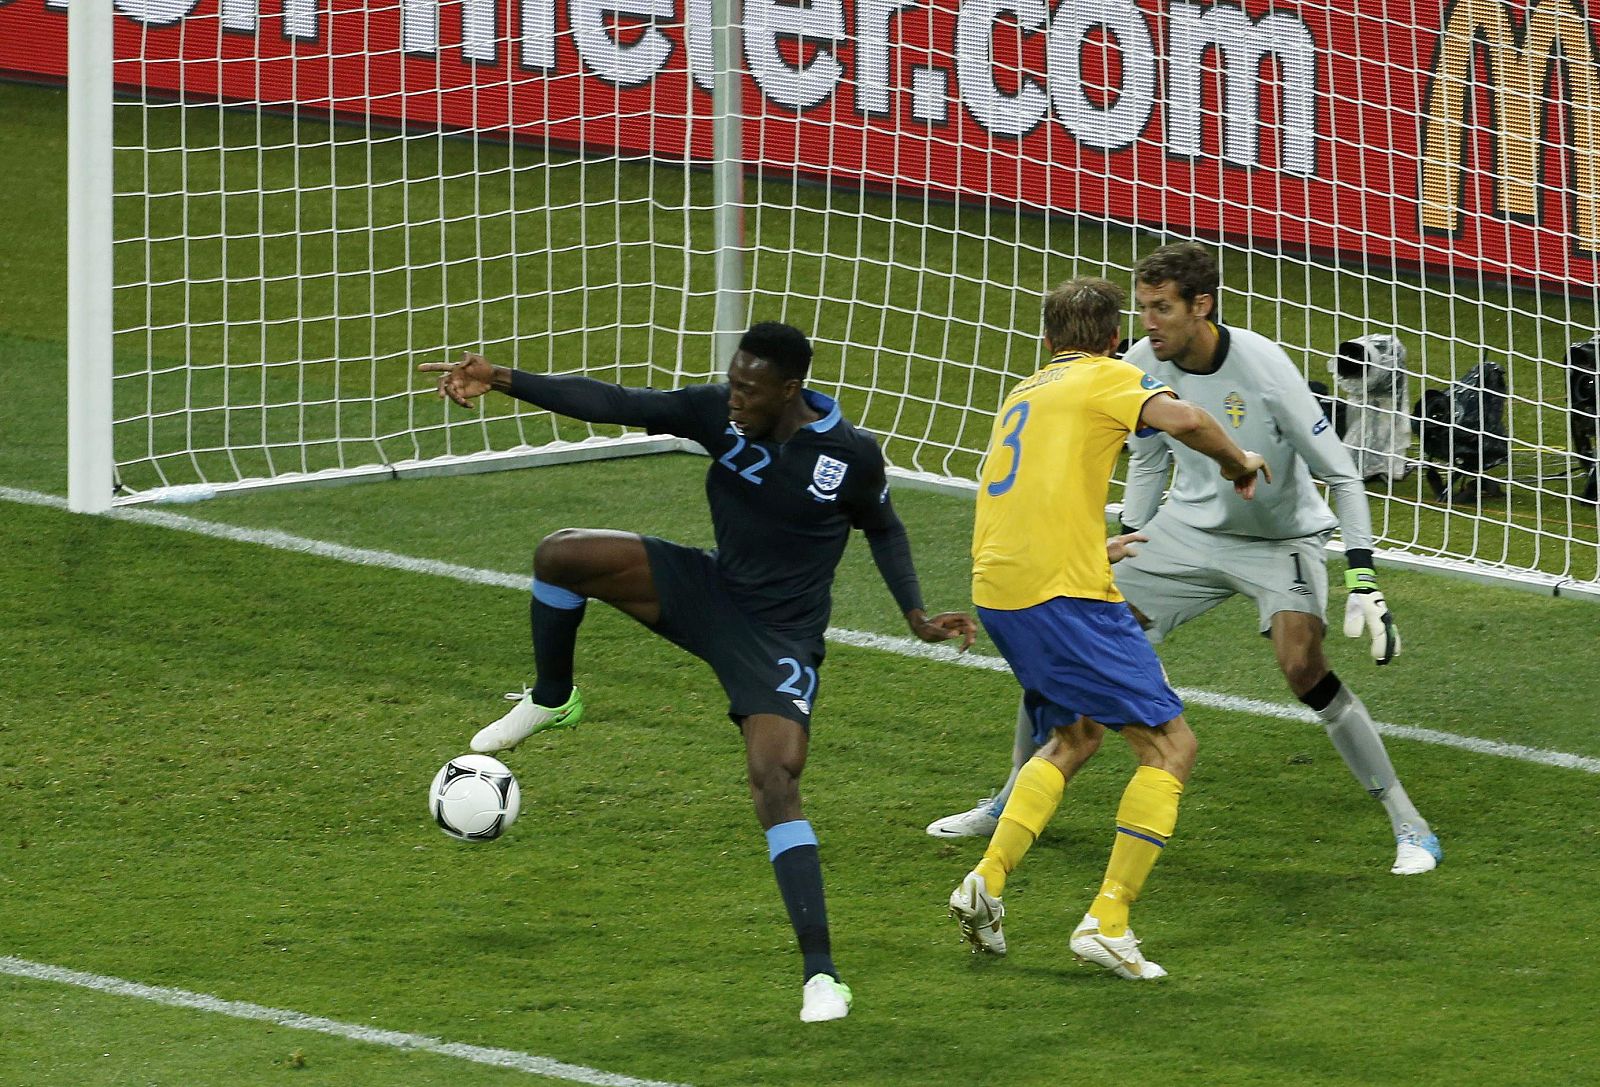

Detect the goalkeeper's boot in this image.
[799,974,852,1023]
[926,797,1001,839]
[1391,825,1442,875]
[1069,913,1167,980]
[471,687,584,753]
[948,872,1007,955]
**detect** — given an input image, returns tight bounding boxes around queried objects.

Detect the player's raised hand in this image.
[1226,451,1271,499]
[1343,567,1402,664]
[418,352,495,408]
[909,609,977,652]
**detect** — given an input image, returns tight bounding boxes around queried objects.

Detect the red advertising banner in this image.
[4,0,1597,290]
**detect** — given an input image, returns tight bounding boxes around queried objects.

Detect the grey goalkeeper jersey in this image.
[1121,325,1375,550]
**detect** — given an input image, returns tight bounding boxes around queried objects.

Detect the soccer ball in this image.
[429,754,521,841]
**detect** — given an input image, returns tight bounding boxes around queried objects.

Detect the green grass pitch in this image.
[3,80,1600,1086]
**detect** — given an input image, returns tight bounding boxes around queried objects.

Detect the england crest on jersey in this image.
[808,454,848,501]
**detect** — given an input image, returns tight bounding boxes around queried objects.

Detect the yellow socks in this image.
[1091,765,1184,937]
[974,757,1065,896]
[967,758,1183,934]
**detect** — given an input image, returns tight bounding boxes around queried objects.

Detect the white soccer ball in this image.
[429,754,521,841]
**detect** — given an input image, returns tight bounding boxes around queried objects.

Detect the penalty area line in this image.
[0,956,691,1087]
[6,483,1598,776]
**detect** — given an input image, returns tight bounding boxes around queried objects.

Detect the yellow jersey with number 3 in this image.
[973,350,1172,609]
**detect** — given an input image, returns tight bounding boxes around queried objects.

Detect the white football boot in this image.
[470,687,584,753]
[926,798,1001,839]
[1069,913,1167,980]
[1391,826,1443,875]
[799,974,853,1022]
[948,872,1007,955]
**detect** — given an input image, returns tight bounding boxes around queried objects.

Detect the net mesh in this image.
[82,0,1600,586]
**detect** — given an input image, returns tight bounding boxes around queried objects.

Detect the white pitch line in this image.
[0,486,528,591]
[0,956,688,1087]
[7,484,1598,775]
[812,615,1600,775]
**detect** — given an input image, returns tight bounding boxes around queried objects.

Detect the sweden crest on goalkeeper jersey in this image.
[1224,392,1247,427]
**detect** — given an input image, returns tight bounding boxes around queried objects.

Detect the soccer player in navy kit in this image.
[421,322,975,1022]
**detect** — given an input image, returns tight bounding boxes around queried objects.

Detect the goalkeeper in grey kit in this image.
[930,242,1440,876]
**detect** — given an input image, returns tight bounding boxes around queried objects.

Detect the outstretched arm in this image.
[1138,393,1271,498]
[864,520,976,650]
[419,352,685,430]
[1121,430,1172,529]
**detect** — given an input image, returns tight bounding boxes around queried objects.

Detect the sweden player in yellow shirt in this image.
[949,277,1267,979]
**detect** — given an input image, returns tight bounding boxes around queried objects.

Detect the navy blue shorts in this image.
[978,597,1183,741]
[643,537,825,731]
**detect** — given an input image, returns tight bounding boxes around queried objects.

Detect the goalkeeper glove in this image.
[1343,567,1401,665]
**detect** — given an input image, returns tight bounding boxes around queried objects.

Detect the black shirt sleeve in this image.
[845,435,896,530]
[865,518,925,616]
[506,371,722,442]
[848,435,925,615]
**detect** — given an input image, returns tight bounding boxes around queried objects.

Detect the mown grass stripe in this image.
[6,483,1595,775]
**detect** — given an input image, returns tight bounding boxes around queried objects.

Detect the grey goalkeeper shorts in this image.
[1113,512,1330,642]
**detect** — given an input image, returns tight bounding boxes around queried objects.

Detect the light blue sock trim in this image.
[766,819,818,861]
[532,579,586,610]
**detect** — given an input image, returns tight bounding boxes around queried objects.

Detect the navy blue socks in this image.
[767,820,837,982]
[529,579,586,707]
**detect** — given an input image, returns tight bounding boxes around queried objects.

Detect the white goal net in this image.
[21,0,1599,594]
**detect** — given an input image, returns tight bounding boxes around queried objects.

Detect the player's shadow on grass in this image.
[1174,857,1380,922]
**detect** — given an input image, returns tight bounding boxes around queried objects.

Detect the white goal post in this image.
[21,0,1600,596]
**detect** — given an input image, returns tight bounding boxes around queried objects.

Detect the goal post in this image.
[711,0,748,368]
[10,0,1598,594]
[52,0,752,509]
[66,0,115,515]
